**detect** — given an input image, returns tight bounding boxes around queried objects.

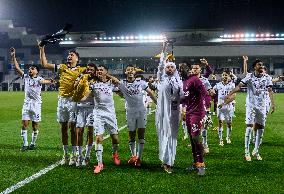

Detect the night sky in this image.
[1,0,284,35]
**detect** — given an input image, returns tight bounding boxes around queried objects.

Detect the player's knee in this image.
[137,128,145,139]
[61,122,68,130]
[96,136,103,144]
[111,134,119,144]
[128,131,136,141]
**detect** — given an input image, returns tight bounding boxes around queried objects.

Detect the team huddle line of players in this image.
[10,40,281,175]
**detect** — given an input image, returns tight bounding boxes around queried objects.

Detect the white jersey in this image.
[213,81,235,107]
[22,74,43,103]
[199,76,212,90]
[241,73,273,108]
[119,79,148,111]
[91,81,116,112]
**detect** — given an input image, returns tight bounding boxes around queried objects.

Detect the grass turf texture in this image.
[0,91,283,193]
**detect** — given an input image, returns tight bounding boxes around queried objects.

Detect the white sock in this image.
[72,146,77,155]
[147,107,151,114]
[78,146,83,156]
[202,129,208,147]
[21,129,28,146]
[112,143,119,154]
[252,130,256,141]
[182,121,188,137]
[254,129,264,153]
[63,145,68,155]
[31,130,39,145]
[245,127,252,154]
[226,127,232,139]
[95,143,103,164]
[137,139,145,159]
[218,127,223,141]
[129,141,136,156]
[85,145,93,158]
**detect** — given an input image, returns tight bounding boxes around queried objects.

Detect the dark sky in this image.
[1,0,284,35]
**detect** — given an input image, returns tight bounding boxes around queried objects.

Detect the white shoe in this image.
[245,153,251,161]
[82,156,90,166]
[252,149,262,161]
[219,140,224,146]
[183,134,188,140]
[76,155,83,167]
[69,155,77,166]
[203,147,209,154]
[59,155,69,165]
[226,137,231,144]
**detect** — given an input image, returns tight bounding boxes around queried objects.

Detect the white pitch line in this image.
[1,109,156,194]
[1,124,127,194]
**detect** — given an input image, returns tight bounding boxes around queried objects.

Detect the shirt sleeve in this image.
[267,75,273,87]
[203,64,213,78]
[204,79,212,90]
[117,80,126,93]
[141,80,148,90]
[213,83,218,91]
[38,76,44,84]
[241,73,251,84]
[21,74,27,79]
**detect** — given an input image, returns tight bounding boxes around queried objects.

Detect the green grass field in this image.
[0,92,283,193]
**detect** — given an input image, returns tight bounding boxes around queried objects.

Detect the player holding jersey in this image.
[11,48,53,151]
[39,45,82,165]
[225,59,275,161]
[118,65,157,167]
[213,70,236,146]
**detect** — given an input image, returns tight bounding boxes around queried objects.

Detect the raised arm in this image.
[157,41,168,80]
[200,58,212,78]
[106,74,120,86]
[243,56,248,74]
[40,79,55,85]
[10,47,24,76]
[39,45,56,71]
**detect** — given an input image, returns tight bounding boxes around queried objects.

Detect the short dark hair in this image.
[263,66,267,71]
[191,63,201,68]
[125,64,135,69]
[30,65,40,72]
[98,64,108,71]
[180,61,191,68]
[87,63,97,70]
[223,69,231,75]
[69,50,80,60]
[252,59,262,69]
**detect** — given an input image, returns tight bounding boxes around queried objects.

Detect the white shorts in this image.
[22,101,41,122]
[245,104,267,126]
[126,109,147,131]
[76,106,94,128]
[217,107,233,123]
[57,97,77,123]
[93,109,118,136]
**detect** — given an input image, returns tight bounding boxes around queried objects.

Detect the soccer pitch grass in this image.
[0,92,283,193]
